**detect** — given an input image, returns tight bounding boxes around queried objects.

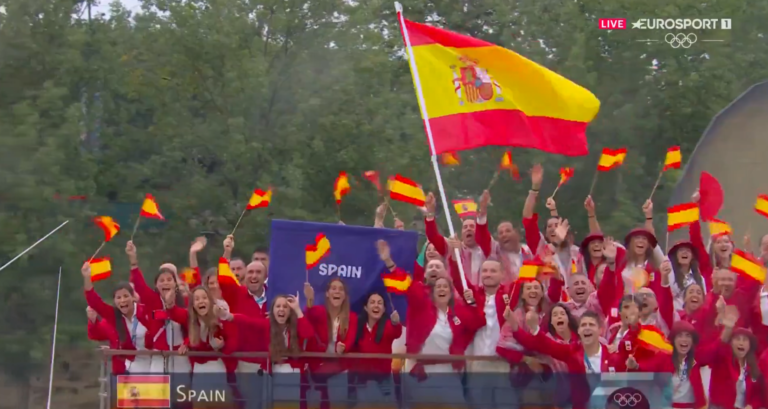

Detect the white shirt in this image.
[669,271,708,311]
[123,305,147,350]
[421,309,453,355]
[735,364,747,408]
[250,289,267,309]
[470,294,500,356]
[586,348,602,374]
[760,289,768,326]
[469,246,484,280]
[505,250,523,274]
[621,245,665,292]
[672,365,695,403]
[612,328,628,347]
[326,317,340,353]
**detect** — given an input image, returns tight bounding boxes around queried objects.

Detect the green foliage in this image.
[0,0,766,388]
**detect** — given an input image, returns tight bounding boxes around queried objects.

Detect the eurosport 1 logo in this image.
[598,18,731,48]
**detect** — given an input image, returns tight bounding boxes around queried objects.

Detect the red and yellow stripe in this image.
[398,16,599,157]
[667,203,699,232]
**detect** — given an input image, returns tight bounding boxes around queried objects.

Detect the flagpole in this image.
[46,267,62,409]
[89,241,106,262]
[130,217,141,241]
[550,184,562,200]
[396,1,467,289]
[0,220,69,273]
[487,170,501,191]
[588,172,599,196]
[231,207,248,235]
[648,170,664,201]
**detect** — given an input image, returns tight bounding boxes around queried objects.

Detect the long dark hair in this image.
[671,334,696,376]
[670,246,703,291]
[354,292,389,347]
[154,269,185,308]
[112,282,135,344]
[547,303,578,337]
[268,295,300,360]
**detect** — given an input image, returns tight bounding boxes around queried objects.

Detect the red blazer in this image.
[707,341,765,409]
[219,279,269,365]
[350,320,402,376]
[514,328,627,409]
[84,288,159,351]
[404,284,485,358]
[679,290,720,344]
[167,305,240,372]
[87,318,129,375]
[632,341,721,408]
[303,305,358,372]
[749,292,768,355]
[238,315,315,372]
[129,267,188,352]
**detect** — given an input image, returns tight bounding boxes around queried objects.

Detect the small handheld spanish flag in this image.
[218,257,240,286]
[662,146,682,171]
[441,152,460,166]
[452,199,478,219]
[731,249,767,284]
[306,233,331,269]
[179,267,200,287]
[362,171,382,192]
[381,269,412,294]
[708,218,732,238]
[518,259,543,281]
[559,167,574,186]
[89,257,112,282]
[93,216,120,242]
[139,194,164,220]
[388,175,426,207]
[596,148,627,172]
[499,151,520,180]
[667,203,699,232]
[246,188,272,209]
[755,194,768,219]
[637,325,673,354]
[334,172,351,204]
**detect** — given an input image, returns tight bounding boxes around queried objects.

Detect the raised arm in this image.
[373,203,386,228]
[125,241,162,310]
[423,192,448,256]
[584,196,601,234]
[598,238,620,313]
[475,190,493,257]
[522,164,543,219]
[689,191,714,280]
[81,262,116,322]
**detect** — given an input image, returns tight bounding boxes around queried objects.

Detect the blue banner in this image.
[267,220,418,322]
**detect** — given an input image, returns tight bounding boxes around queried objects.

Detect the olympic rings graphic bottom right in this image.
[606,387,649,409]
[665,33,698,48]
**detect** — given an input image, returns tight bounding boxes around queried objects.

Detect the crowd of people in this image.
[83,165,768,409]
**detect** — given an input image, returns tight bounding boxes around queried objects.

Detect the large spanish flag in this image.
[397,11,599,157]
[116,375,171,408]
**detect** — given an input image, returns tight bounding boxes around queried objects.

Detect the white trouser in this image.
[126,354,164,373]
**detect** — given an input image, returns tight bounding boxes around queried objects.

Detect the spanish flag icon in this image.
[116,375,171,408]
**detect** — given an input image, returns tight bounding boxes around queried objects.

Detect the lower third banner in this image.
[267,220,418,320]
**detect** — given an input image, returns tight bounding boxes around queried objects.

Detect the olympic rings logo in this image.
[613,393,643,407]
[665,33,697,48]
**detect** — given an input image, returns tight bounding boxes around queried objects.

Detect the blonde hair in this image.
[187,287,220,347]
[268,295,301,360]
[325,278,350,342]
